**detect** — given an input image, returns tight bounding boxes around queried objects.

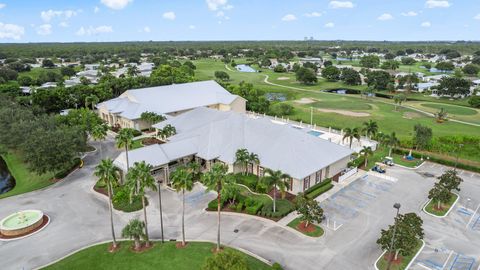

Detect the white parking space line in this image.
[417,263,434,270]
[466,204,480,228]
[441,250,454,270]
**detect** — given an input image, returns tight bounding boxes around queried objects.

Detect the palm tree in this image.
[127,65,140,77]
[393,94,406,111]
[170,165,194,247]
[116,128,135,172]
[158,124,176,141]
[342,127,361,149]
[85,94,100,110]
[94,158,120,250]
[359,146,374,168]
[435,108,448,123]
[126,161,157,248]
[386,132,400,157]
[92,123,108,159]
[235,148,249,175]
[248,152,260,176]
[362,120,378,140]
[263,169,291,213]
[122,219,146,251]
[202,163,230,252]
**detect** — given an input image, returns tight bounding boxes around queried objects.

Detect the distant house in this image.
[417,82,439,93]
[96,80,246,130]
[84,64,100,71]
[113,107,353,194]
[299,57,323,65]
[38,82,57,89]
[76,70,99,83]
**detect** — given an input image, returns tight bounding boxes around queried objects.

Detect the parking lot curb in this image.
[373,239,425,270]
[422,193,460,218]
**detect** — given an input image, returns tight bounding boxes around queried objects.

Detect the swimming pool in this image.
[236,64,257,73]
[307,130,324,137]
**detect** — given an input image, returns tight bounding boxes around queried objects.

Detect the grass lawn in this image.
[0,152,56,199]
[42,241,273,270]
[131,139,144,150]
[366,147,424,169]
[420,103,477,115]
[376,239,423,270]
[424,193,458,216]
[287,217,324,237]
[19,67,62,80]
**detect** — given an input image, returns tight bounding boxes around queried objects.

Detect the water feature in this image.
[235,64,257,73]
[265,92,287,101]
[0,210,44,237]
[0,156,15,195]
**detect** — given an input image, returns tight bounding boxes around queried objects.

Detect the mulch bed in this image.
[130,242,155,253]
[108,243,121,253]
[94,186,108,197]
[296,221,316,233]
[268,188,296,202]
[142,137,164,146]
[0,215,49,240]
[176,242,188,249]
[382,253,404,265]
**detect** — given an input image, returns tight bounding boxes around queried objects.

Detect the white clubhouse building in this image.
[113,105,354,194]
[97,80,246,131]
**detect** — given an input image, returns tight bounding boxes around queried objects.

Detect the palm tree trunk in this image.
[273,184,277,213]
[349,138,353,149]
[107,180,117,248]
[216,184,221,251]
[125,145,130,171]
[364,156,368,168]
[182,189,186,246]
[158,182,164,243]
[389,147,393,157]
[143,196,150,247]
[134,237,140,250]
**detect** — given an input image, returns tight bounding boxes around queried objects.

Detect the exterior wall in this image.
[328,156,351,181]
[228,97,247,113]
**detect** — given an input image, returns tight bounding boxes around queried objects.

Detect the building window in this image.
[259,167,264,177]
[315,170,322,184]
[303,176,310,191]
[325,166,330,178]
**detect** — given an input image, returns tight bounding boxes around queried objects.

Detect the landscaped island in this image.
[42,242,274,270]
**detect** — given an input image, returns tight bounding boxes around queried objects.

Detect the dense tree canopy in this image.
[360,55,380,68]
[436,77,471,97]
[365,70,393,90]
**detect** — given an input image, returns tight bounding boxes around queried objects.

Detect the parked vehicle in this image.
[383,157,394,166]
[372,163,386,173]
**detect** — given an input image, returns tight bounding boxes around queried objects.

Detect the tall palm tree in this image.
[263,169,291,213]
[202,163,230,252]
[386,132,400,157]
[85,94,100,110]
[170,165,194,247]
[235,148,249,175]
[342,127,361,149]
[362,120,378,140]
[94,158,120,250]
[126,161,157,248]
[116,128,135,172]
[248,152,260,176]
[92,123,108,159]
[359,146,374,168]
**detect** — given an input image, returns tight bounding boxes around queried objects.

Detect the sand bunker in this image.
[316,108,370,117]
[294,98,316,104]
[277,77,290,80]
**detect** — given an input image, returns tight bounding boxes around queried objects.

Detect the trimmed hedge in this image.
[259,199,294,218]
[112,186,148,212]
[305,179,334,199]
[348,155,365,168]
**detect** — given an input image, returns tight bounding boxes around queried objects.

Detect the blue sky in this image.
[0,0,479,42]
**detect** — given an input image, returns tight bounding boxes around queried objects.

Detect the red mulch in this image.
[296,221,316,233]
[141,137,163,145]
[0,215,49,240]
[176,242,188,249]
[382,253,404,265]
[267,188,296,202]
[108,243,121,253]
[433,205,445,211]
[130,242,154,253]
[94,186,108,197]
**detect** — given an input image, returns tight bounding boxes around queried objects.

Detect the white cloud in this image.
[0,3,6,9]
[474,14,480,20]
[0,22,25,40]
[94,6,100,13]
[377,13,393,21]
[41,9,79,22]
[281,14,297,21]
[421,21,431,27]
[76,25,113,36]
[425,0,450,8]
[36,24,52,35]
[206,0,231,11]
[189,25,196,30]
[162,11,176,20]
[305,12,322,17]
[100,0,132,10]
[59,22,69,28]
[143,26,150,33]
[329,1,354,9]
[401,11,418,17]
[324,22,335,28]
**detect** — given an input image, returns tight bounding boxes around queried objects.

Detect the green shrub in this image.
[272,263,284,270]
[347,156,365,168]
[245,202,263,215]
[54,157,81,179]
[235,202,244,212]
[305,178,333,199]
[132,129,142,137]
[261,199,294,218]
[112,186,146,212]
[255,181,268,193]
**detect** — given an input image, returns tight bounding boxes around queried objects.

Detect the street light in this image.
[386,203,401,270]
[454,144,464,172]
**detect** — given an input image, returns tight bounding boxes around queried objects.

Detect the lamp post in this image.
[386,203,401,270]
[157,178,164,243]
[454,144,464,172]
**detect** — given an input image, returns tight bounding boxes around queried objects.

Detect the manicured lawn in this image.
[310,100,373,110]
[366,148,424,169]
[376,239,423,270]
[420,103,478,115]
[0,152,56,199]
[287,217,324,237]
[131,139,144,150]
[424,193,458,216]
[43,241,273,270]
[19,67,62,80]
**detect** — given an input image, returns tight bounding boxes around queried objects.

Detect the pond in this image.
[265,92,287,101]
[236,64,257,73]
[0,156,15,194]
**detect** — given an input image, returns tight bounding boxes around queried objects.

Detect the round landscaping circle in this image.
[0,215,50,241]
